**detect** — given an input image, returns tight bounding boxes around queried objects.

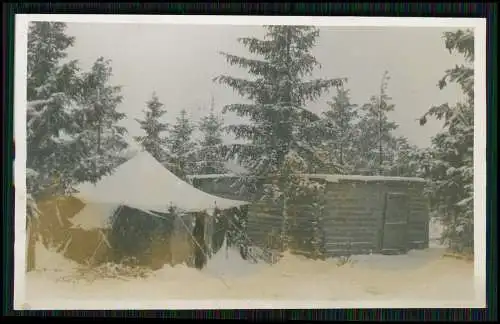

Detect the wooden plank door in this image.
[381,192,410,254]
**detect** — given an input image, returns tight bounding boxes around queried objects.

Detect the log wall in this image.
[191,174,430,258]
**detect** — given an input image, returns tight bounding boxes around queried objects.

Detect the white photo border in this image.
[13,14,487,310]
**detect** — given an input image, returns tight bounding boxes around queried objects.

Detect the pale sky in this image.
[64,23,467,148]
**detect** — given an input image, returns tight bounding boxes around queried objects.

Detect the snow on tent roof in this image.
[73,150,249,216]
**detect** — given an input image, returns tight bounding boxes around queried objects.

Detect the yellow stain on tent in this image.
[31,195,113,267]
[32,197,216,270]
[39,206,211,270]
[29,151,248,271]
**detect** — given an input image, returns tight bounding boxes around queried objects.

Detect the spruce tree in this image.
[26,22,86,265]
[26,22,81,197]
[194,97,227,174]
[216,26,345,178]
[72,57,128,184]
[323,85,360,172]
[134,92,169,161]
[27,22,76,101]
[388,136,420,177]
[355,71,399,175]
[215,26,345,252]
[166,109,197,179]
[26,23,129,263]
[418,29,474,254]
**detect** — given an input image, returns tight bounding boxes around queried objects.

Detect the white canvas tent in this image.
[71,150,249,230]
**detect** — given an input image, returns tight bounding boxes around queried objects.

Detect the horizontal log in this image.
[322,237,354,242]
[409,209,429,214]
[324,229,380,234]
[327,223,382,228]
[326,214,392,222]
[325,202,376,208]
[249,217,282,222]
[326,230,379,236]
[248,225,281,230]
[249,209,281,214]
[325,238,377,245]
[324,236,378,242]
[248,216,282,222]
[325,213,376,218]
[247,228,278,233]
[325,216,381,221]
[325,241,375,246]
[330,196,381,201]
[324,232,377,238]
[324,225,381,230]
[323,214,382,224]
[324,249,352,254]
[246,222,281,230]
[247,229,280,234]
[408,225,428,230]
[408,202,427,208]
[326,213,383,219]
[323,224,380,230]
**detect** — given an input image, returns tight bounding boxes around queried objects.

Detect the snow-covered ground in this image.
[20,221,483,309]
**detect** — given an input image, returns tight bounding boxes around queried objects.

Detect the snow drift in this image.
[22,240,480,309]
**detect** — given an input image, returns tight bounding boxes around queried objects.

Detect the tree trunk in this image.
[340,144,344,166]
[280,196,290,252]
[236,207,249,260]
[378,77,384,175]
[26,219,36,272]
[192,213,207,270]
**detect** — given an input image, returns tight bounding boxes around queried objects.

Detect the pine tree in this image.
[323,85,360,172]
[25,23,129,262]
[194,97,227,174]
[388,136,420,177]
[72,57,128,184]
[166,109,197,179]
[418,29,474,254]
[26,22,85,267]
[134,92,169,161]
[356,71,399,175]
[27,22,76,101]
[216,26,345,178]
[215,26,345,252]
[26,22,81,197]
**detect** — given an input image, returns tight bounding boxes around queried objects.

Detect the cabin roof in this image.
[187,173,426,183]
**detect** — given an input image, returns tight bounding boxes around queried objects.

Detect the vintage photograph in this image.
[15,15,485,309]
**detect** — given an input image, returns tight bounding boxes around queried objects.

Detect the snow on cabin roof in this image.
[306,174,427,183]
[188,173,426,183]
[74,151,249,215]
[224,160,249,174]
[188,173,240,180]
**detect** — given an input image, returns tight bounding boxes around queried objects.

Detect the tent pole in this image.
[88,232,105,267]
[193,212,208,269]
[152,209,231,289]
[87,205,122,266]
